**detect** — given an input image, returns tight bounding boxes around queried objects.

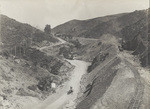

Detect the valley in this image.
[0,8,150,109]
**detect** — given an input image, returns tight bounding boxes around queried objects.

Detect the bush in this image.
[37,77,53,91]
[1,50,9,59]
[70,39,82,49]
[28,85,37,91]
[59,47,73,59]
[51,61,63,75]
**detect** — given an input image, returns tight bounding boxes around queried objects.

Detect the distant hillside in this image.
[52,13,126,38]
[53,10,146,38]
[53,9,149,67]
[0,14,58,50]
[121,11,150,67]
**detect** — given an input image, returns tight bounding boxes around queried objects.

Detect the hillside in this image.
[52,13,126,38]
[75,35,150,109]
[53,9,149,67]
[0,14,58,50]
[0,14,73,77]
[53,10,146,39]
[51,9,150,109]
[0,15,74,109]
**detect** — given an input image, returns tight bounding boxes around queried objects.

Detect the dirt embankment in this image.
[0,53,74,109]
[74,33,150,109]
[75,49,150,109]
[76,56,121,109]
[0,56,40,109]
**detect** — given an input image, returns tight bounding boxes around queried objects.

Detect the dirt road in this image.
[39,36,66,50]
[32,60,90,109]
[125,60,144,109]
[117,52,145,109]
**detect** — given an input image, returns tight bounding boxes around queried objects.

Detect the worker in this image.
[67,86,73,95]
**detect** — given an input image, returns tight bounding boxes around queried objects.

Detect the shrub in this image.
[28,85,37,91]
[37,77,53,91]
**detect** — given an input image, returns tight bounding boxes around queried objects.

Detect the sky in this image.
[0,0,149,30]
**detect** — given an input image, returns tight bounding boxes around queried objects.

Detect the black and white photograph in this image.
[0,0,149,109]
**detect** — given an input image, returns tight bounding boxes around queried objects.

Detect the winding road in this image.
[39,36,66,50]
[31,36,90,109]
[32,60,90,109]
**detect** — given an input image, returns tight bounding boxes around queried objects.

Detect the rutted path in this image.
[125,60,144,109]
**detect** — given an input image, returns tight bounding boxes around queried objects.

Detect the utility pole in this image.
[15,45,16,57]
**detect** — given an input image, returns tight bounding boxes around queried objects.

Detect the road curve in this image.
[39,36,66,50]
[32,60,90,109]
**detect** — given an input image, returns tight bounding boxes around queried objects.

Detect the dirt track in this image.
[125,60,144,109]
[30,60,90,109]
[39,36,67,50]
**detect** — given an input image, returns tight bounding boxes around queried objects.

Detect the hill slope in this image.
[52,9,150,109]
[0,14,58,50]
[53,9,149,67]
[0,15,74,109]
[53,10,146,39]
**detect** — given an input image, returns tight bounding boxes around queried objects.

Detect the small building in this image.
[51,82,56,89]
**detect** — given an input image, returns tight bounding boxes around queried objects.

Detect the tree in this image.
[44,24,51,34]
[71,39,82,49]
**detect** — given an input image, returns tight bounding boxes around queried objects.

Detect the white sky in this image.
[0,0,149,30]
